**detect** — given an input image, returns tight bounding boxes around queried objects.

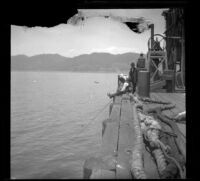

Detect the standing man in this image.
[137,53,146,69]
[129,62,138,93]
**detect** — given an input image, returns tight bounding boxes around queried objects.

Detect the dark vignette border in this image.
[2,0,194,180]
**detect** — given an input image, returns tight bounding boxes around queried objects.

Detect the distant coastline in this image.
[11,52,142,73]
[11,70,128,74]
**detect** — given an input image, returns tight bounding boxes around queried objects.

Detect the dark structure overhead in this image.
[125,22,142,33]
[9,2,77,27]
[76,0,187,9]
[8,0,188,27]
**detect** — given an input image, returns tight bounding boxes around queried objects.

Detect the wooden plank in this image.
[178,93,185,100]
[145,93,186,141]
[162,93,184,108]
[155,93,174,105]
[172,93,186,136]
[163,93,185,114]
[90,96,122,179]
[176,123,186,137]
[167,93,185,107]
[155,93,181,115]
[172,93,185,102]
[172,94,186,136]
[109,96,122,120]
[173,93,185,99]
[150,93,174,117]
[148,93,173,133]
[155,93,186,139]
[101,96,122,158]
[114,96,123,104]
[116,97,135,179]
[150,80,166,91]
[168,93,185,112]
[101,118,120,156]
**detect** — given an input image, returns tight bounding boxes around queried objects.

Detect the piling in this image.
[137,71,150,98]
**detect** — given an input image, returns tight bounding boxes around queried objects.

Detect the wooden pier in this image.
[83,92,185,179]
[82,8,186,178]
[147,92,185,136]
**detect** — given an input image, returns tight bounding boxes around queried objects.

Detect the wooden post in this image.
[138,71,150,97]
[150,24,154,50]
[171,48,176,92]
[181,33,185,87]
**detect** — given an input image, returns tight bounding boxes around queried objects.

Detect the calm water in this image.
[11,71,118,179]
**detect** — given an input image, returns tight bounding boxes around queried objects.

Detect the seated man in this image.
[107,74,132,99]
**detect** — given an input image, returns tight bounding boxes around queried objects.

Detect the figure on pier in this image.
[107,74,132,98]
[136,53,146,69]
[129,62,138,93]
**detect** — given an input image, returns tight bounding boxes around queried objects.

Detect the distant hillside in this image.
[11,52,142,72]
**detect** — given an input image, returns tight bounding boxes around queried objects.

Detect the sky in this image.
[11,9,168,57]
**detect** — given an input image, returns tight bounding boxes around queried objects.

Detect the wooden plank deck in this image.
[149,92,186,136]
[116,95,136,179]
[98,96,122,179]
[84,92,186,179]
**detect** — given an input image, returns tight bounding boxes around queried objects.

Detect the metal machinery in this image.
[147,24,175,92]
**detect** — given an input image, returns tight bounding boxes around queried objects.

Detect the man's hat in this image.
[131,62,135,67]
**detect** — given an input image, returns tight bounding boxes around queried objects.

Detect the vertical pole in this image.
[181,9,185,87]
[181,34,185,87]
[138,71,150,98]
[150,24,154,50]
[173,48,177,91]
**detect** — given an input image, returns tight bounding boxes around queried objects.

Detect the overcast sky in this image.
[11,9,168,57]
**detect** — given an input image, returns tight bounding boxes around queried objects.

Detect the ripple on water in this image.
[11,71,116,178]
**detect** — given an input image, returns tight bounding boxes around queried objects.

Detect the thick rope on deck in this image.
[138,97,172,105]
[129,103,147,179]
[135,97,185,179]
[156,113,186,163]
[142,118,167,177]
[132,93,185,178]
[144,106,186,163]
[144,105,176,114]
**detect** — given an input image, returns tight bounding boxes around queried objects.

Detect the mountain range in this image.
[11,52,142,72]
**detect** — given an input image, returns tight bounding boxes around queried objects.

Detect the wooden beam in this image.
[100,96,122,178]
[150,80,166,91]
[115,95,134,178]
[84,96,122,179]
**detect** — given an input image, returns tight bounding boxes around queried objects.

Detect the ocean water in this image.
[11,71,118,179]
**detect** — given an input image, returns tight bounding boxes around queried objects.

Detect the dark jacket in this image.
[129,67,137,85]
[137,56,146,68]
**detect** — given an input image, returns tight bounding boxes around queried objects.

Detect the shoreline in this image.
[11,70,129,74]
